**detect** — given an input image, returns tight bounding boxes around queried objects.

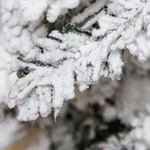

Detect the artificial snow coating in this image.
[6,0,150,121]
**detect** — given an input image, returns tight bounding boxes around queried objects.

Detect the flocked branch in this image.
[8,0,150,121]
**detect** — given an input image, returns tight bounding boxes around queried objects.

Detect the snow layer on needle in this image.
[47,0,80,22]
[19,0,80,22]
[1,0,48,54]
[19,0,48,21]
[71,0,108,25]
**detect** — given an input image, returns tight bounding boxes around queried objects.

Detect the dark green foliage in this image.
[17,53,25,62]
[61,24,91,37]
[17,52,47,67]
[61,24,72,34]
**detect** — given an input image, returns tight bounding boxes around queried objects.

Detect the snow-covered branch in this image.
[8,0,150,121]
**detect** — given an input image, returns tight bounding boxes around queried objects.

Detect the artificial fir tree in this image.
[1,0,150,150]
